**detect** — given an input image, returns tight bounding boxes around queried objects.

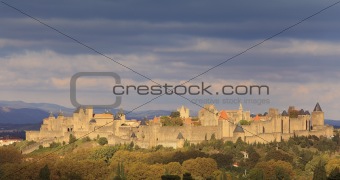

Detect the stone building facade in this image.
[26,103,334,148]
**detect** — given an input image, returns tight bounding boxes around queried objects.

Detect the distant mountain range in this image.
[0,107,49,124]
[0,100,172,125]
[0,101,74,115]
[325,119,340,128]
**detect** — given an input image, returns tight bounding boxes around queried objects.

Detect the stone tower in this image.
[239,103,243,120]
[281,110,290,133]
[199,104,218,126]
[177,105,190,118]
[85,106,94,121]
[233,124,245,141]
[311,102,324,127]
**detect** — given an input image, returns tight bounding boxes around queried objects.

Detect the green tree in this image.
[164,162,183,176]
[49,142,61,148]
[170,111,180,118]
[275,167,290,180]
[239,120,251,125]
[114,162,126,180]
[210,133,216,140]
[69,134,77,144]
[183,173,193,180]
[161,174,181,180]
[128,141,134,150]
[98,137,108,146]
[0,168,3,179]
[249,168,264,180]
[326,158,340,175]
[297,150,314,170]
[81,136,91,142]
[313,160,327,180]
[219,169,227,180]
[171,150,207,164]
[65,172,82,180]
[332,132,340,145]
[265,149,293,163]
[253,160,294,179]
[90,146,118,160]
[210,153,233,168]
[328,167,340,180]
[125,162,163,179]
[305,154,329,174]
[39,164,50,180]
[182,157,218,179]
[245,146,260,168]
[160,116,183,126]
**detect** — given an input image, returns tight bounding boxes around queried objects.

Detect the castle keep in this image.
[26,103,333,148]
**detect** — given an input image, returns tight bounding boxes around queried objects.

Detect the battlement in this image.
[26,103,333,148]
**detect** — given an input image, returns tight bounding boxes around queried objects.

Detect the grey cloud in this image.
[1,0,340,119]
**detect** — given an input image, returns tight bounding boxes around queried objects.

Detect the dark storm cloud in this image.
[1,0,340,118]
[1,0,340,61]
[1,0,340,47]
[1,0,336,22]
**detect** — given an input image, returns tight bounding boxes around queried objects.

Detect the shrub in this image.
[27,140,36,146]
[239,120,251,125]
[98,137,108,146]
[161,174,181,180]
[170,111,180,118]
[265,149,293,163]
[160,116,183,126]
[69,134,77,144]
[49,142,61,148]
[82,136,91,142]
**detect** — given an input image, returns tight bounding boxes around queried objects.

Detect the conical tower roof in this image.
[298,109,305,115]
[281,110,288,116]
[219,110,228,120]
[313,102,322,112]
[305,110,310,115]
[233,125,245,133]
[177,132,184,139]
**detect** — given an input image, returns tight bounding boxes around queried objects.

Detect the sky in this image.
[1,0,340,119]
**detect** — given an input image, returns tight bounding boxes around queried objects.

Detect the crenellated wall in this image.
[26,104,334,148]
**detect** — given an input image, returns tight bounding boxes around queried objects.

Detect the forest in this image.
[0,131,339,180]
